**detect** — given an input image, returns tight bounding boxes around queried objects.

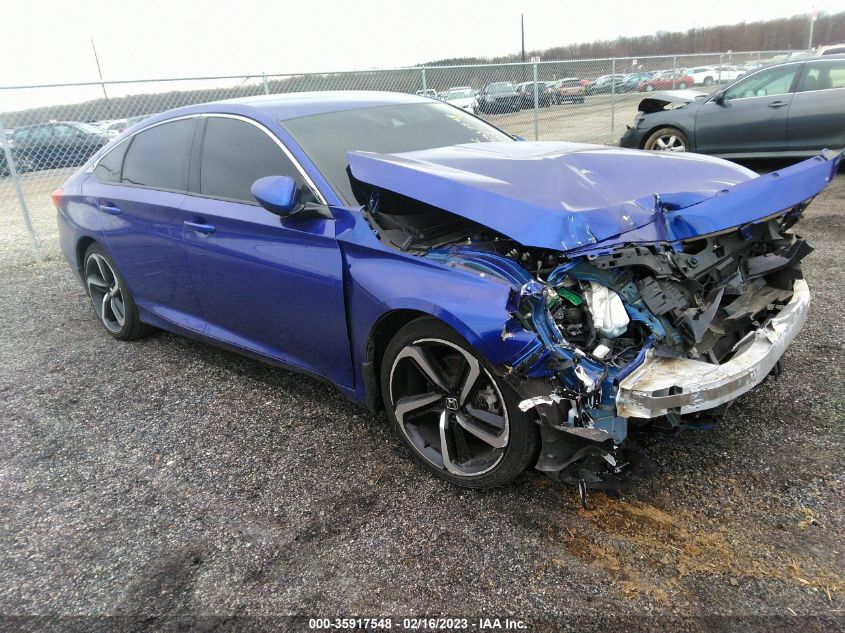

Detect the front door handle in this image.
[768,100,789,109]
[184,220,216,235]
[99,202,121,215]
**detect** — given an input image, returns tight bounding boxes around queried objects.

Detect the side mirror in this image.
[251,175,332,220]
[252,175,299,215]
[712,90,726,105]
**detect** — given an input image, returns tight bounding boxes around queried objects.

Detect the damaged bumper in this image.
[616,279,810,418]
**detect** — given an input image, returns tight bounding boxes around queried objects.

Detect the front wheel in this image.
[381,318,539,488]
[643,126,688,152]
[678,82,688,89]
[703,76,714,86]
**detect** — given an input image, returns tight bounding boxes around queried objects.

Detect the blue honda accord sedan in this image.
[55,91,840,494]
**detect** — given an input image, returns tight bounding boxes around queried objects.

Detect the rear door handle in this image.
[768,100,789,109]
[184,220,216,235]
[99,202,121,215]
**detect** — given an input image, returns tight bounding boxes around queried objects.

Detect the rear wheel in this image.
[678,81,688,89]
[381,318,539,488]
[643,127,688,152]
[83,243,151,340]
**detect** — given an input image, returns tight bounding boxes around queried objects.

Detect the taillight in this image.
[51,188,63,210]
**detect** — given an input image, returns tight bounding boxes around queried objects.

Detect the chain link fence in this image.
[0,50,807,267]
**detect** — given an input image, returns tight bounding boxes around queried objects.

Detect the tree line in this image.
[424,10,845,66]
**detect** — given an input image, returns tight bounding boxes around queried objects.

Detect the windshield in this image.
[447,89,473,99]
[282,102,512,205]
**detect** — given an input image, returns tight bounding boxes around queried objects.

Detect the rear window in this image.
[121,118,194,191]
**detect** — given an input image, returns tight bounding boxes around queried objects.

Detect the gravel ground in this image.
[0,164,843,632]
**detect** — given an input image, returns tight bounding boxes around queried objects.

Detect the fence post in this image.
[718,54,723,84]
[672,55,677,89]
[262,73,269,95]
[0,121,42,265]
[532,62,539,141]
[421,68,427,93]
[610,58,616,145]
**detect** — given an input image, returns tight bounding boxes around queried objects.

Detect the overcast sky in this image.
[0,0,839,111]
[3,0,839,85]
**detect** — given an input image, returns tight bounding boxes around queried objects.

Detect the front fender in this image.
[343,244,539,399]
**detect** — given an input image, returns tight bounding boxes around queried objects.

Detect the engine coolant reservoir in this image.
[583,282,630,338]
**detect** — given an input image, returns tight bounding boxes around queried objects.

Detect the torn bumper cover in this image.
[616,279,811,418]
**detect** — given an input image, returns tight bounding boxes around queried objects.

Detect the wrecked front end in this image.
[426,217,814,492]
[351,143,840,491]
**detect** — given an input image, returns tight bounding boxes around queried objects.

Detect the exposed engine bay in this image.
[361,183,815,497]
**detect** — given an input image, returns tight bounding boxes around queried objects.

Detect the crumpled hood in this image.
[637,90,707,114]
[348,142,840,252]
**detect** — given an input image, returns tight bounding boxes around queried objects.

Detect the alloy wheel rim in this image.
[85,253,126,333]
[389,338,509,477]
[652,134,686,152]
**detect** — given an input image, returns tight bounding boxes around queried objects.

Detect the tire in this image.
[643,126,689,152]
[83,243,151,341]
[703,76,714,86]
[678,82,688,89]
[645,84,654,92]
[381,317,539,488]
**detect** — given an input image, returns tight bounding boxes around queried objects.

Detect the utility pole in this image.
[521,14,526,64]
[90,36,111,120]
[521,14,527,82]
[808,10,817,51]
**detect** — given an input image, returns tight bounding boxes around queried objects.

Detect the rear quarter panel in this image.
[58,171,102,276]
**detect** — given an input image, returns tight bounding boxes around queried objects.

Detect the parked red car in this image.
[640,70,694,92]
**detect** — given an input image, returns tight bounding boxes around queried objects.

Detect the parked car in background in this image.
[515,81,552,108]
[415,89,438,100]
[686,66,720,86]
[620,55,845,157]
[585,74,628,95]
[444,87,478,114]
[101,119,129,137]
[640,70,694,91]
[817,42,845,56]
[54,91,838,493]
[7,122,109,172]
[551,78,585,104]
[618,74,650,93]
[478,82,521,114]
[714,65,743,82]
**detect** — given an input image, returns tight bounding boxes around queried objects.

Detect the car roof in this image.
[140,91,434,125]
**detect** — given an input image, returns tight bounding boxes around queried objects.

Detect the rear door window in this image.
[121,118,195,191]
[197,116,303,205]
[798,60,845,92]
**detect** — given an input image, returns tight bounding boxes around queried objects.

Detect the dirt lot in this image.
[0,149,843,631]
